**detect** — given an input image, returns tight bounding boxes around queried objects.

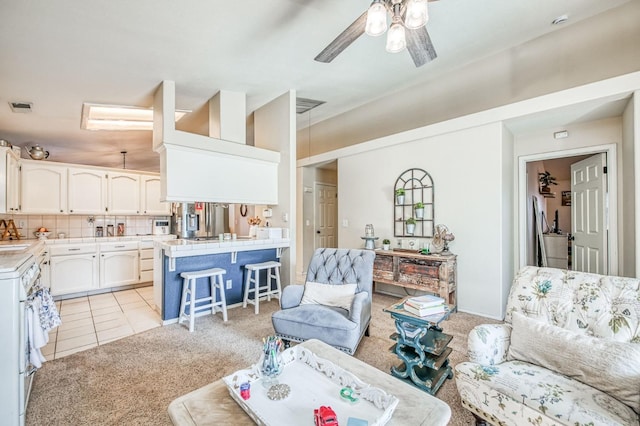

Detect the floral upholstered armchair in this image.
[455,266,640,426]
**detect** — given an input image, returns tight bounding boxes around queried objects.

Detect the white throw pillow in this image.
[508,312,640,413]
[300,282,357,312]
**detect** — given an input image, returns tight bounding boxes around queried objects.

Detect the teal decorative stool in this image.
[384,297,454,395]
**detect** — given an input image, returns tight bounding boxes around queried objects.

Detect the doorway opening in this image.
[518,144,618,276]
[300,160,338,282]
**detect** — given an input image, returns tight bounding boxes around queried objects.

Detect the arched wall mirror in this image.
[393,168,434,237]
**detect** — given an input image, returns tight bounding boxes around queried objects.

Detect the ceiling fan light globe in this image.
[365,2,388,37]
[385,22,406,53]
[404,0,429,29]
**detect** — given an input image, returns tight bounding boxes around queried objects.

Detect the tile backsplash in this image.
[2,214,170,239]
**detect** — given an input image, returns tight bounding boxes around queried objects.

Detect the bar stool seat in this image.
[243,261,282,314]
[179,267,227,332]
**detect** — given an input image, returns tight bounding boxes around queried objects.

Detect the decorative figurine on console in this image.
[432,224,455,255]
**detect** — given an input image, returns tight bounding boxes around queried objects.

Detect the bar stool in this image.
[179,267,227,332]
[243,261,282,314]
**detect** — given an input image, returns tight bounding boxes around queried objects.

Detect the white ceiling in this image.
[0,0,632,171]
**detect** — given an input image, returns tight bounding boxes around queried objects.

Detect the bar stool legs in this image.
[243,261,282,314]
[179,267,227,332]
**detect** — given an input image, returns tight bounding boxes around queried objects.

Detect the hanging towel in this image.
[26,298,47,369]
[36,287,61,331]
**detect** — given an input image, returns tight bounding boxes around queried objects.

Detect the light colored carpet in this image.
[27,293,497,425]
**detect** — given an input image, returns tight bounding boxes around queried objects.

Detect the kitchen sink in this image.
[0,244,30,252]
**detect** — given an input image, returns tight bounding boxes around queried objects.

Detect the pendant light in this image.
[404,0,429,29]
[386,4,406,53]
[365,0,388,36]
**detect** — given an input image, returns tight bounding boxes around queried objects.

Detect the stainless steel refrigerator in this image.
[171,202,230,239]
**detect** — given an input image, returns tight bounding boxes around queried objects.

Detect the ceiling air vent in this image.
[9,101,33,113]
[296,98,325,115]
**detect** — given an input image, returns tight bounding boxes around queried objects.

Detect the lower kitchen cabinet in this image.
[139,248,154,282]
[100,250,140,288]
[49,240,156,296]
[50,246,99,296]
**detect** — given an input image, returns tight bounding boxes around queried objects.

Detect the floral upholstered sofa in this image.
[455,266,640,425]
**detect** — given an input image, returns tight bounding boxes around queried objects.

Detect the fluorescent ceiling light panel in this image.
[81,103,190,131]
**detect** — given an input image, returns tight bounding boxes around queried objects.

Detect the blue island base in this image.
[162,249,279,321]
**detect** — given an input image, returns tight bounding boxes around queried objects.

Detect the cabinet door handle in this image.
[60,209,63,213]
[114,245,125,248]
[70,209,73,213]
[68,248,80,251]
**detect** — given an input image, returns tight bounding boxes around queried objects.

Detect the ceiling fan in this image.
[314,0,438,67]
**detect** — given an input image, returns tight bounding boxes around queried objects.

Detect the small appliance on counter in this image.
[255,227,282,240]
[152,219,170,235]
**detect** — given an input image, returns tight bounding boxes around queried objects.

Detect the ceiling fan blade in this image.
[406,25,437,67]
[314,11,368,63]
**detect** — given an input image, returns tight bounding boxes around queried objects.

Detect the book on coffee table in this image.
[403,303,445,317]
[405,294,445,309]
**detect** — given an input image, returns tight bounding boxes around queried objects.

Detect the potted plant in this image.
[382,239,391,250]
[538,171,557,194]
[414,202,425,219]
[405,217,416,235]
[395,188,405,205]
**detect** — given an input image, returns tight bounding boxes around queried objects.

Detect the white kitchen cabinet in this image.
[6,149,20,213]
[107,172,140,214]
[140,175,170,215]
[100,249,139,288]
[68,167,107,214]
[20,162,68,214]
[49,244,99,296]
[139,247,154,282]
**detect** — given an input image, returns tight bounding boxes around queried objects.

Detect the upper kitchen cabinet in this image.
[5,148,20,213]
[107,172,140,214]
[68,167,107,214]
[21,162,68,214]
[140,175,170,215]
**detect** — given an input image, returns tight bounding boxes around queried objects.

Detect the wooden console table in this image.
[373,250,457,311]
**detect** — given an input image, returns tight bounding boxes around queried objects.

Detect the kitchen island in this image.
[153,238,290,322]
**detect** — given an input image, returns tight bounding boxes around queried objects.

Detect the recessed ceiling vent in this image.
[296,98,325,115]
[9,101,33,113]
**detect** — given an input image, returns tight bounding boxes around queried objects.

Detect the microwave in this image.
[152,219,171,235]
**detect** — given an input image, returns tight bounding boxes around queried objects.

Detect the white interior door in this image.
[571,153,607,274]
[315,183,337,249]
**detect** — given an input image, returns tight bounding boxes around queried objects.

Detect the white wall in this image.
[338,123,508,319]
[500,125,514,312]
[622,94,637,276]
[297,166,338,282]
[254,91,297,285]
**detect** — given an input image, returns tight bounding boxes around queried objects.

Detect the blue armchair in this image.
[271,248,375,355]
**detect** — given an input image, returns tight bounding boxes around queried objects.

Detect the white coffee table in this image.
[168,339,451,425]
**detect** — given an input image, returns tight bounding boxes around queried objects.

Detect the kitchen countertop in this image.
[41,234,176,244]
[0,239,43,273]
[156,237,290,258]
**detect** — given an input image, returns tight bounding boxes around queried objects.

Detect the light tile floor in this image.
[42,286,161,360]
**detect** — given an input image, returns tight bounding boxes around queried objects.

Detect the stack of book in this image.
[403,294,446,317]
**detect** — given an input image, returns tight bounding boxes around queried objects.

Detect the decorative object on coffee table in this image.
[223,343,400,425]
[260,335,284,386]
[384,297,454,395]
[169,339,452,426]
